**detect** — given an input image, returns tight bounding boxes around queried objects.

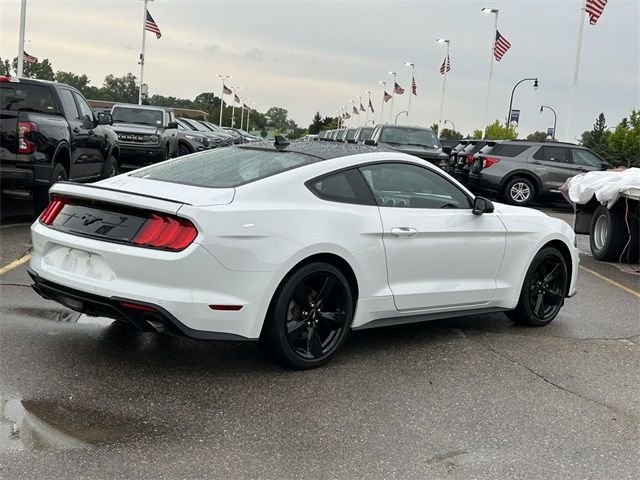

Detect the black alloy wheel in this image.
[178,143,191,157]
[262,262,353,369]
[507,247,568,327]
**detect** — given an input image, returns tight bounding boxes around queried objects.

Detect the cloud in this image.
[203,43,220,54]
[244,48,265,63]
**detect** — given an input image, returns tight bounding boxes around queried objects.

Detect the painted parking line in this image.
[579,265,640,299]
[0,253,32,276]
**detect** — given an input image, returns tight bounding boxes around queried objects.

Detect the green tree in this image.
[265,106,289,130]
[11,57,55,80]
[484,120,517,140]
[471,129,483,139]
[308,111,323,134]
[439,128,463,140]
[55,71,91,92]
[526,131,549,141]
[430,123,439,135]
[0,57,11,76]
[260,128,268,138]
[608,111,640,167]
[101,73,138,103]
[580,113,612,161]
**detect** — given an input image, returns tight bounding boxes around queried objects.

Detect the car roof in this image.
[237,139,392,160]
[113,103,169,112]
[500,140,579,147]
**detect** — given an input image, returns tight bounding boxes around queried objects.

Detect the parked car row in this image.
[0,76,259,213]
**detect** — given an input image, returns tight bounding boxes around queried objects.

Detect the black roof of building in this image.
[238,139,392,161]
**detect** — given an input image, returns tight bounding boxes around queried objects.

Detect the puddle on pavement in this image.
[0,398,160,451]
[9,306,115,327]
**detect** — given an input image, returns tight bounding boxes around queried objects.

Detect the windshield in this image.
[112,107,163,126]
[380,128,439,148]
[0,84,57,114]
[129,147,316,187]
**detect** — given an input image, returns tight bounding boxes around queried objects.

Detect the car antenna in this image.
[274,135,290,151]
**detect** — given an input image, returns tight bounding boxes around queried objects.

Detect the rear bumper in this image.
[467,174,500,194]
[1,162,56,193]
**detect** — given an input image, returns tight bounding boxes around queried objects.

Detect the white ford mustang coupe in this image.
[30,140,578,369]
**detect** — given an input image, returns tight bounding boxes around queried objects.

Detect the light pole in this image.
[356,95,363,126]
[246,101,255,132]
[240,97,249,131]
[217,74,231,126]
[17,0,27,77]
[540,105,557,140]
[405,62,414,118]
[482,7,499,135]
[395,111,408,124]
[507,77,538,128]
[388,71,397,122]
[378,81,386,124]
[436,39,450,128]
[444,119,456,132]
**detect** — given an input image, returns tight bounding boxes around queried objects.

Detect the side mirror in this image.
[364,139,377,146]
[97,112,113,126]
[167,121,178,129]
[472,196,494,215]
[601,162,611,171]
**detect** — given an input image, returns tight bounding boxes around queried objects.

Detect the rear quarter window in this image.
[490,144,530,157]
[129,147,316,188]
[0,84,57,113]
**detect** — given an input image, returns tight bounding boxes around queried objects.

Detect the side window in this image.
[59,89,79,119]
[572,149,603,167]
[73,92,94,123]
[533,146,570,163]
[359,163,471,209]
[308,169,375,205]
[490,144,529,157]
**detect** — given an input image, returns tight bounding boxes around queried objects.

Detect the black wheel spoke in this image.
[318,310,346,329]
[534,293,544,316]
[287,319,308,340]
[544,263,560,283]
[545,289,563,304]
[316,276,336,306]
[307,330,323,358]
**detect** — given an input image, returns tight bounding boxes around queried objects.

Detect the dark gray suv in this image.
[468,141,611,206]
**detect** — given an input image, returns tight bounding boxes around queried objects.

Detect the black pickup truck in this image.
[0,76,119,212]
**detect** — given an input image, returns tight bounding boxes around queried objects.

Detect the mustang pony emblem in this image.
[81,214,102,226]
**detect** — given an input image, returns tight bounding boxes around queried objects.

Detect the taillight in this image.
[483,157,501,169]
[18,121,37,154]
[466,154,475,165]
[0,76,12,82]
[133,213,197,251]
[39,196,66,225]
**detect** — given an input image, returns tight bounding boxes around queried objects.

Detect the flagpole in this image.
[565,0,587,141]
[217,74,230,126]
[240,98,245,131]
[138,0,151,105]
[379,81,386,124]
[405,63,414,118]
[438,40,450,129]
[482,8,499,137]
[231,86,239,128]
[17,0,27,77]
[389,71,396,122]
[365,91,371,125]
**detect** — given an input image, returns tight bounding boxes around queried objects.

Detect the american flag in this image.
[368,98,375,113]
[23,51,38,63]
[383,91,392,102]
[493,30,511,61]
[585,0,608,25]
[223,84,232,95]
[234,94,241,104]
[352,105,359,115]
[145,10,162,39]
[359,102,366,112]
[393,82,405,95]
[411,76,417,95]
[243,103,251,111]
[344,112,351,120]
[439,55,450,75]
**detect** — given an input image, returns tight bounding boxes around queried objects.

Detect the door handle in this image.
[531,160,542,165]
[391,227,417,237]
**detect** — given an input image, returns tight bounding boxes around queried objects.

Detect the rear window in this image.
[489,144,530,157]
[0,83,57,114]
[357,127,374,140]
[346,129,357,140]
[129,147,316,188]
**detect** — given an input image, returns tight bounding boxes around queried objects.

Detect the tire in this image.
[589,204,638,262]
[178,143,191,157]
[506,247,568,327]
[33,163,68,215]
[261,262,354,369]
[504,177,535,206]
[100,155,119,179]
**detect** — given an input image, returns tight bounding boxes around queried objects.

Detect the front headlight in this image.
[148,135,159,143]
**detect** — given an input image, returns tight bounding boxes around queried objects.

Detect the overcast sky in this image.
[1,0,638,139]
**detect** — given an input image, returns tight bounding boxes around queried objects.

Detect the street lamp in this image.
[507,77,538,128]
[444,119,456,132]
[217,74,231,126]
[540,105,557,141]
[436,38,450,128]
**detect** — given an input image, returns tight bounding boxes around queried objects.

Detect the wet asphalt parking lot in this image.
[1,197,638,480]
